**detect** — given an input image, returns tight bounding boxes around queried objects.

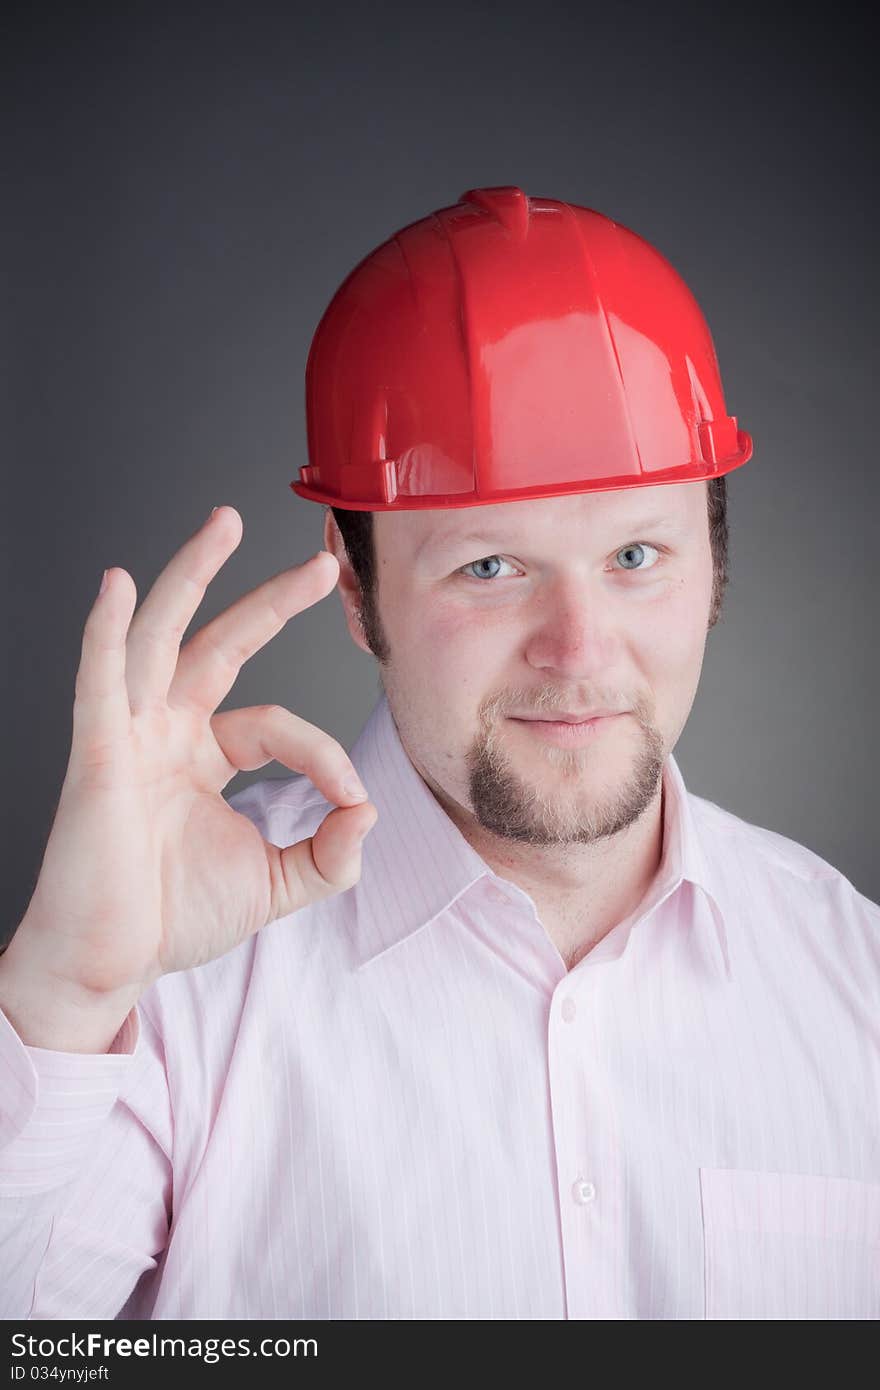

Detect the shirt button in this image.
[561,997,577,1023]
[571,1178,596,1205]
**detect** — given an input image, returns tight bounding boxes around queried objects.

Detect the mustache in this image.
[480,688,652,725]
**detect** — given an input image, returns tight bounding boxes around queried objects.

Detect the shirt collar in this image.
[346,691,733,982]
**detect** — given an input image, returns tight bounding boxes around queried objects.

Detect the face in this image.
[327,482,715,850]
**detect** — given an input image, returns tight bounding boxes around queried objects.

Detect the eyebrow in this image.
[415,514,686,560]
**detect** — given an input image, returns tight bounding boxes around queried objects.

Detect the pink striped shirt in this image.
[2,691,879,1320]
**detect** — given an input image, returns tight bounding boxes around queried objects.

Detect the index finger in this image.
[166,542,340,716]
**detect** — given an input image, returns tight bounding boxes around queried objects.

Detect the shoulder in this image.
[690,787,849,882]
[687,786,880,936]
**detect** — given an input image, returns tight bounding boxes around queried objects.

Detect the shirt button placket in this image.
[552,981,600,1318]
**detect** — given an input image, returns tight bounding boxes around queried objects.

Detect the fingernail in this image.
[99,569,109,595]
[344,777,368,800]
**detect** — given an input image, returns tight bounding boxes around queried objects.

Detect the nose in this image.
[523,575,620,680]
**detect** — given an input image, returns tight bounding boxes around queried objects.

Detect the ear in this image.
[322,509,372,656]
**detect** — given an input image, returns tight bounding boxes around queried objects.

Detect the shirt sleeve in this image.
[0,994,173,1320]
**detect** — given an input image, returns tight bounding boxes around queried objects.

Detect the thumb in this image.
[267,802,378,922]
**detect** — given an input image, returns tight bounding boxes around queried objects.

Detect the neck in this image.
[438,776,666,972]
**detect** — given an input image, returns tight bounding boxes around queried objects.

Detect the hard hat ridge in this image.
[457,186,532,239]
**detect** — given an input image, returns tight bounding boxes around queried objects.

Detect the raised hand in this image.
[1,506,376,1048]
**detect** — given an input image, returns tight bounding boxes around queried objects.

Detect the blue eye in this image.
[458,543,663,583]
[459,555,517,581]
[614,542,660,571]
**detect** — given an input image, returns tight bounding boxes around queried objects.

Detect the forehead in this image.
[374,480,708,558]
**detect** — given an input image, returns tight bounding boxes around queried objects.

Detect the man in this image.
[1,187,878,1321]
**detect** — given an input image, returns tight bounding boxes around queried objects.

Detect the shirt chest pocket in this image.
[699,1167,880,1319]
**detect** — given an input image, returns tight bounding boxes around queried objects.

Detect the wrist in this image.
[0,927,142,1053]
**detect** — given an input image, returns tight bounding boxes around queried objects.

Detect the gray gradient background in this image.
[3,3,877,946]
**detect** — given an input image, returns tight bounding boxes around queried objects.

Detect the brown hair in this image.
[331,476,729,664]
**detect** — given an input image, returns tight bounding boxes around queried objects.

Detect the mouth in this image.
[508,713,625,742]
[510,708,624,724]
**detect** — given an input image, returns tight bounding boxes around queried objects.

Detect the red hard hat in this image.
[291,186,752,512]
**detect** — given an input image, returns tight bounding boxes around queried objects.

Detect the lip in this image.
[509,713,625,744]
[512,710,620,723]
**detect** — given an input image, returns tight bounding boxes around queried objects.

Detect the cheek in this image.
[414,594,504,649]
[405,599,510,698]
[631,579,710,671]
